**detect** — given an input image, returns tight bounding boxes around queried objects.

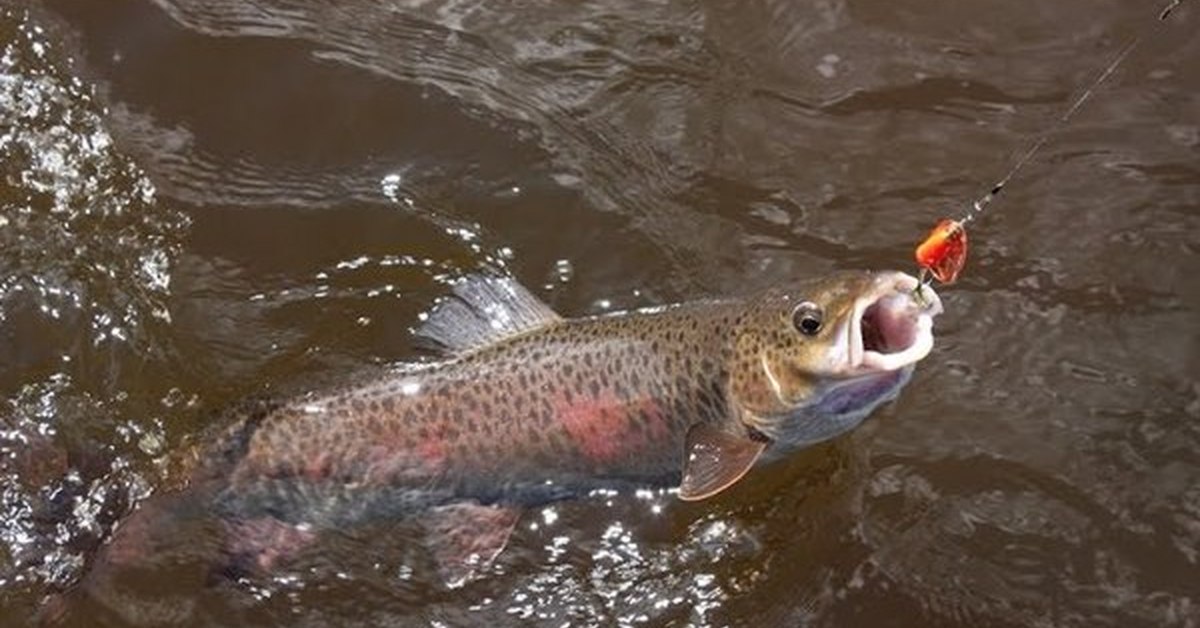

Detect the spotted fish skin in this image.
[199,270,943,525]
[212,298,747,527]
[66,271,941,608]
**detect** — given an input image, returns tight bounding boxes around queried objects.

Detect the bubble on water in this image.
[447,225,480,243]
[380,172,403,201]
[816,53,840,78]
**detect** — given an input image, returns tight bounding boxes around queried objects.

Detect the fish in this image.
[59,270,942,620]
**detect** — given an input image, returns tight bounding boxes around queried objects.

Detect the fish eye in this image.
[792,301,823,336]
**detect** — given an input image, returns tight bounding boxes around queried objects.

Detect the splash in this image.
[0,8,189,356]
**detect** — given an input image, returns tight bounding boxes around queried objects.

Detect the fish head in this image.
[729,270,943,449]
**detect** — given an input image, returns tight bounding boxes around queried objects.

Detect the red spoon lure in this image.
[915,218,967,285]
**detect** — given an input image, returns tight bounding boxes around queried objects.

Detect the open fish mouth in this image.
[847,272,942,373]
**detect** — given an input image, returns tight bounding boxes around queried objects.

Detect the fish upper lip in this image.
[846,272,942,372]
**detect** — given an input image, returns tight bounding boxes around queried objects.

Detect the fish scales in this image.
[218,299,746,523]
[56,271,943,614]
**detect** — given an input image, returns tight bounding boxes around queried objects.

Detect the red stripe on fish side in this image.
[362,425,447,483]
[557,393,669,464]
[304,452,333,479]
[417,436,447,468]
[634,398,672,443]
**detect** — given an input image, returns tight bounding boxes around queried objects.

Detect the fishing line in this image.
[913,0,1186,290]
[957,0,1184,226]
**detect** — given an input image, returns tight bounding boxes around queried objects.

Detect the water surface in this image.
[1,0,1198,626]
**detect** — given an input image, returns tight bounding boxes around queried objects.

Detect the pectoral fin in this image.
[678,424,768,501]
[416,502,521,588]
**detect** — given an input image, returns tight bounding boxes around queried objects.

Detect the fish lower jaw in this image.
[857,313,935,372]
[846,272,940,372]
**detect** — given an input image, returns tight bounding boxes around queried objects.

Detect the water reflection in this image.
[1,11,185,621]
[2,0,1198,626]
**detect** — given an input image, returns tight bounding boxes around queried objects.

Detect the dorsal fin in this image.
[414,274,562,354]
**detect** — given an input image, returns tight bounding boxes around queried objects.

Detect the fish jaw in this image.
[754,272,942,448]
[832,272,942,377]
[808,272,939,434]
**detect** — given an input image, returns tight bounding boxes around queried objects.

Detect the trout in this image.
[68,270,942,616]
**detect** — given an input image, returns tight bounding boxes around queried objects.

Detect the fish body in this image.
[216,300,736,521]
[70,270,942,614]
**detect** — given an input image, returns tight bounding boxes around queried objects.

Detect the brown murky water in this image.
[2,0,1198,626]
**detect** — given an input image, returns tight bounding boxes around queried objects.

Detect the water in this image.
[1,0,1197,626]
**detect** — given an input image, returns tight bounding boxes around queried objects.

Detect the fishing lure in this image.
[915,218,967,285]
[907,0,1182,297]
